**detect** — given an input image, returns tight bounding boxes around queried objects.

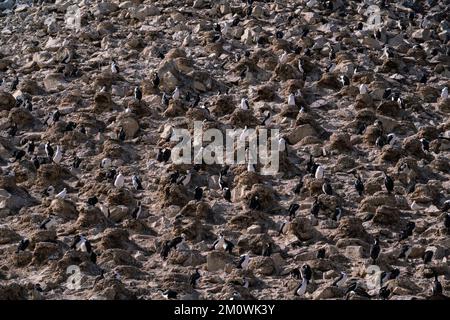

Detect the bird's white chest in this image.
[114,175,124,188]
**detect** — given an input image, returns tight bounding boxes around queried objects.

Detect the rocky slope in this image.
[0,0,449,300]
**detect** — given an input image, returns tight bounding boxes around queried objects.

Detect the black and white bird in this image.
[306,155,318,175]
[332,207,343,222]
[72,156,82,169]
[55,188,67,199]
[387,133,397,145]
[161,92,170,106]
[294,278,308,297]
[384,173,394,193]
[162,148,171,162]
[45,142,54,159]
[398,244,412,261]
[445,212,450,231]
[223,187,231,202]
[236,253,250,270]
[169,170,180,184]
[132,175,144,190]
[230,292,241,300]
[332,272,347,288]
[172,87,180,100]
[99,203,110,218]
[218,172,228,190]
[168,234,187,251]
[261,111,271,126]
[240,98,249,110]
[134,86,142,101]
[301,264,312,283]
[355,176,364,196]
[310,198,321,217]
[290,268,301,280]
[370,237,381,264]
[288,203,300,219]
[432,275,443,296]
[383,88,392,99]
[345,282,372,299]
[194,187,203,201]
[379,286,391,300]
[10,76,19,91]
[376,135,386,148]
[317,248,326,259]
[152,73,160,88]
[160,241,171,260]
[189,269,201,288]
[420,138,430,152]
[111,60,119,74]
[293,177,303,194]
[132,201,142,219]
[399,221,415,241]
[87,196,98,206]
[315,165,324,179]
[423,250,433,264]
[71,235,92,253]
[176,169,192,186]
[39,216,58,230]
[16,239,30,253]
[161,289,177,300]
[27,140,35,154]
[118,127,126,141]
[380,269,400,287]
[339,75,350,86]
[249,195,261,210]
[442,200,450,212]
[262,243,272,257]
[53,145,62,164]
[42,185,55,197]
[212,233,234,254]
[322,180,333,195]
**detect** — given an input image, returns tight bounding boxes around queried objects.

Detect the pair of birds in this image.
[354,172,393,195]
[161,87,181,106]
[294,264,313,297]
[42,185,67,200]
[44,142,63,164]
[113,171,143,190]
[160,234,188,260]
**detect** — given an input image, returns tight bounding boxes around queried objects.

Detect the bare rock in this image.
[43,73,67,92]
[9,106,33,128]
[31,229,57,243]
[248,256,276,276]
[229,108,258,127]
[373,205,400,225]
[117,115,139,139]
[97,248,141,268]
[333,217,370,242]
[0,91,16,111]
[327,132,352,151]
[100,228,133,250]
[47,199,78,221]
[0,283,28,300]
[211,95,235,116]
[287,124,316,144]
[32,242,60,265]
[289,217,316,241]
[0,226,21,244]
[312,285,344,299]
[207,251,234,272]
[94,91,112,113]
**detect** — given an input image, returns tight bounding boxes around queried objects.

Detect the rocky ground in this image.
[0,0,450,300]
